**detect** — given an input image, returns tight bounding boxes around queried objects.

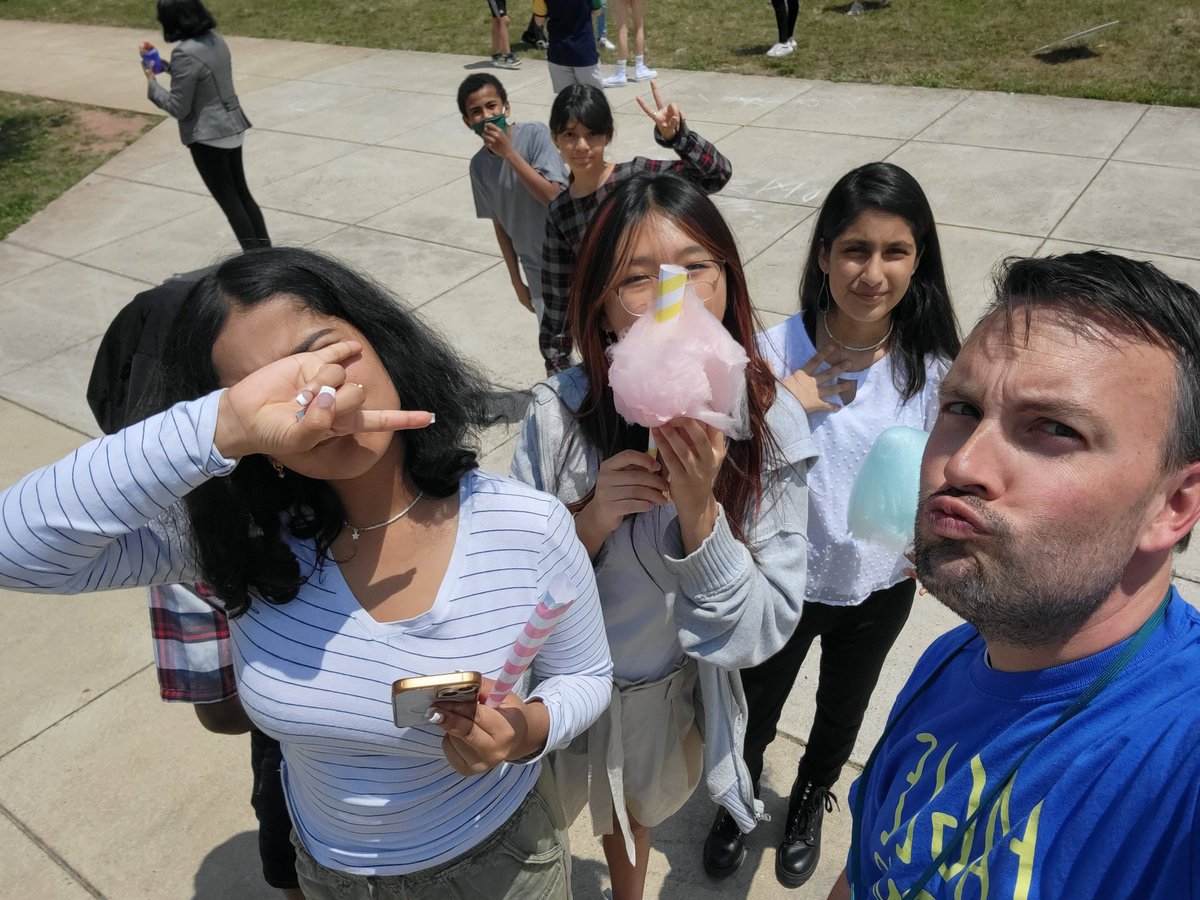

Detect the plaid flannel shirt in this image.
[538,122,733,375]
[149,582,236,703]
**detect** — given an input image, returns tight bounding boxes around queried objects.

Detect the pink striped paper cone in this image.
[485,574,576,708]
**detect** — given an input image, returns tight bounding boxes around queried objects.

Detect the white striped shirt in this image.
[0,392,612,875]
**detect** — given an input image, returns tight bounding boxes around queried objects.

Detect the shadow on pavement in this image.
[193,830,277,899]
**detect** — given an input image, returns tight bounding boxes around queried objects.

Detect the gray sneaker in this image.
[495,52,522,69]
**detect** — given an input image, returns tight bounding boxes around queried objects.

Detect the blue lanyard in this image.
[848,590,1172,900]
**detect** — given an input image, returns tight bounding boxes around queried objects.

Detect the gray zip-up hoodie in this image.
[510,367,817,831]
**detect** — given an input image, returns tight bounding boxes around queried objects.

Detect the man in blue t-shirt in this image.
[457,74,567,327]
[829,251,1200,900]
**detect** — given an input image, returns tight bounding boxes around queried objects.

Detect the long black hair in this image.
[154,247,492,615]
[799,162,960,401]
[157,0,217,42]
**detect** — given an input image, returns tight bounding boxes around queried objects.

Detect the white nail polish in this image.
[318,385,337,398]
[427,710,444,725]
[428,413,437,424]
[295,390,313,406]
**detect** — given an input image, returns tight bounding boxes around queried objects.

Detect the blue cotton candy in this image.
[847,426,929,557]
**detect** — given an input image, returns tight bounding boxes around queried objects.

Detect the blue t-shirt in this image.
[848,589,1200,899]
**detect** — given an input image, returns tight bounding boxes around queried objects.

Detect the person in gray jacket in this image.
[143,0,270,249]
[511,172,815,900]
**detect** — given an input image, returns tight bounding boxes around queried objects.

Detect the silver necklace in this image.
[345,491,424,541]
[822,312,894,353]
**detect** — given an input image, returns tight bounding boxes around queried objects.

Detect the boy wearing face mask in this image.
[458,74,569,322]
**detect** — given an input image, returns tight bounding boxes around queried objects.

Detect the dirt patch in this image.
[73,107,157,154]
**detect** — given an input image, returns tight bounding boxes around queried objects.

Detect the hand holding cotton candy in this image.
[608,264,750,439]
[846,426,930,557]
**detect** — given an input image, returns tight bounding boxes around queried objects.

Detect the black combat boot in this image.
[776,779,837,888]
[702,807,746,878]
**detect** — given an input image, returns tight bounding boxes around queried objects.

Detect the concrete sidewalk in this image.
[1,17,1198,899]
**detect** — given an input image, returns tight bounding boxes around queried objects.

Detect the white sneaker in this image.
[604,70,628,86]
[788,37,797,49]
[766,41,795,58]
[633,63,657,81]
[599,36,616,50]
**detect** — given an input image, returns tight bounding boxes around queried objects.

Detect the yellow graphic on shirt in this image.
[871,732,1043,900]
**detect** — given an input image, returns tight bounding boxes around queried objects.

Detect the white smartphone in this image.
[391,671,482,728]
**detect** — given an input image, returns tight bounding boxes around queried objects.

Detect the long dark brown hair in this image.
[566,172,777,540]
[799,162,960,401]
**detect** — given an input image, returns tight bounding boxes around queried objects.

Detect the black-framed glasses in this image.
[616,260,726,317]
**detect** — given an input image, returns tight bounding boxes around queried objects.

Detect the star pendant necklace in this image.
[345,491,425,541]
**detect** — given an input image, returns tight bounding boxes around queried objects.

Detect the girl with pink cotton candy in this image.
[606,258,752,444]
[511,172,817,900]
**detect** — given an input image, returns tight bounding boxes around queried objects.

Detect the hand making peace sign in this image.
[635,80,684,142]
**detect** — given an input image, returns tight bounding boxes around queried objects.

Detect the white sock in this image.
[615,59,627,70]
[635,55,645,67]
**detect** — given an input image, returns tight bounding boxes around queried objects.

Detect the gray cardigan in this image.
[148,31,251,145]
[510,366,818,832]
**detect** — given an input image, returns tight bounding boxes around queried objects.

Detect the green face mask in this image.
[472,112,508,135]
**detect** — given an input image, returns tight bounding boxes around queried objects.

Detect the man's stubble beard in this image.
[913,491,1141,648]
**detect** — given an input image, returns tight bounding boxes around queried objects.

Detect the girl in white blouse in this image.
[702,162,961,890]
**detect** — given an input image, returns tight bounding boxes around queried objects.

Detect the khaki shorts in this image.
[290,781,568,900]
[549,656,703,863]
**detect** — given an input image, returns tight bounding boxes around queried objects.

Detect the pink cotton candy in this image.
[608,293,750,438]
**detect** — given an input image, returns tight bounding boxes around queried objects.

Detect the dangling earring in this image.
[817,273,831,313]
[271,460,285,479]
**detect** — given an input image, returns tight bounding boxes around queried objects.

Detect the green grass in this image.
[2,0,1198,106]
[0,91,155,239]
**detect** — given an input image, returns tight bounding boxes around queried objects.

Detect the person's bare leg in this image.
[281,889,305,900]
[490,16,502,55]
[602,807,652,900]
[630,0,648,57]
[613,0,630,61]
[498,14,512,55]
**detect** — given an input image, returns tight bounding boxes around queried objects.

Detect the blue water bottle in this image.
[140,41,164,74]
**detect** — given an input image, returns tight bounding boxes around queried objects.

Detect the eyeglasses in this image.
[616,260,726,317]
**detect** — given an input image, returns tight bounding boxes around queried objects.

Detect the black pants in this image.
[740,579,916,790]
[250,727,299,890]
[188,142,271,250]
[771,0,800,43]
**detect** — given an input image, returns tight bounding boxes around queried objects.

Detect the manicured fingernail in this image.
[314,385,336,409]
[428,413,436,424]
[427,710,444,725]
[295,390,313,406]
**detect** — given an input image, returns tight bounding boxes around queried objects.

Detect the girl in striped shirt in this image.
[0,248,612,899]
